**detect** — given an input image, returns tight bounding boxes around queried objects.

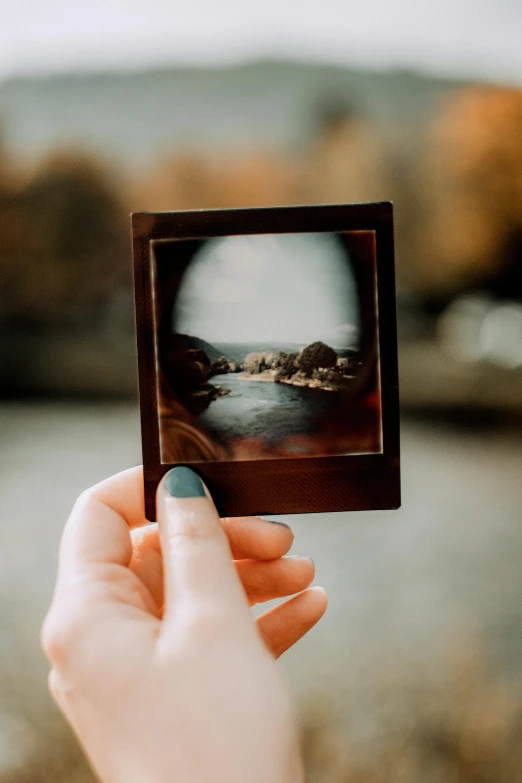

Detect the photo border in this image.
[132,203,400,520]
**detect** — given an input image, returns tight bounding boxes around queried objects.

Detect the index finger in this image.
[58,466,146,577]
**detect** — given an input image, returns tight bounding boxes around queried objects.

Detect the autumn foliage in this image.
[1,82,522,336]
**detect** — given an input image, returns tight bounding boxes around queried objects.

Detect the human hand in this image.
[42,466,327,783]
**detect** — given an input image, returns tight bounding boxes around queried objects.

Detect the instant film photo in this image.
[133,203,400,520]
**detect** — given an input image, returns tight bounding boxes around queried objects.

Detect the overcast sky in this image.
[174,233,359,346]
[1,0,522,84]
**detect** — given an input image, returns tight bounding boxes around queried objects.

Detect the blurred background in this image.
[1,1,522,780]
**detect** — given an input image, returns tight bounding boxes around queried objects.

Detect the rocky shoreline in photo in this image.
[238,367,355,392]
[237,341,359,392]
[163,335,360,413]
[160,334,238,414]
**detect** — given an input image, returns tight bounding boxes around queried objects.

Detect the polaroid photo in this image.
[132,203,400,520]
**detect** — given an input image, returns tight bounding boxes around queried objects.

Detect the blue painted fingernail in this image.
[265,517,291,529]
[164,467,206,498]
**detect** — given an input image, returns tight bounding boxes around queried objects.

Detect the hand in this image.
[41,466,328,783]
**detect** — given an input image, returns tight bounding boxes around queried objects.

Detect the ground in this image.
[1,402,521,781]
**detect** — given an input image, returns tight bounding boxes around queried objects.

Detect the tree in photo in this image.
[275,352,300,380]
[244,352,270,374]
[299,341,338,377]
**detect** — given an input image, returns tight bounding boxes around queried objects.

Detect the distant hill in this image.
[214,341,304,363]
[0,60,462,167]
[178,337,352,365]
[174,334,223,363]
[176,337,306,364]
[213,341,357,363]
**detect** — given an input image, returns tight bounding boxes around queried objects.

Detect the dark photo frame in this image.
[132,203,400,520]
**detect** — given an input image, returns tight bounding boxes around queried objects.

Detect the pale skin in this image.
[41,466,328,783]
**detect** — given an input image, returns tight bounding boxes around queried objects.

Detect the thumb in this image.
[157,467,249,619]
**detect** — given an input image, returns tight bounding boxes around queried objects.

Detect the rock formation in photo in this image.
[241,341,358,391]
[161,335,232,415]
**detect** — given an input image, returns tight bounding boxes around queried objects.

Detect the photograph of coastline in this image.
[153,231,382,463]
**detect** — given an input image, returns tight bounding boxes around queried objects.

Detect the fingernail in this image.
[164,467,206,498]
[265,518,291,530]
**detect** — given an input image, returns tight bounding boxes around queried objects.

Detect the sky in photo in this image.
[1,0,522,84]
[174,233,360,347]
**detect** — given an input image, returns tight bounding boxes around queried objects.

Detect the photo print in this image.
[153,230,381,464]
[133,204,400,518]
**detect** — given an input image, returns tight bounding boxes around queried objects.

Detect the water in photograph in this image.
[198,372,336,443]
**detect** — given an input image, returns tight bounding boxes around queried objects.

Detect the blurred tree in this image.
[302,103,386,206]
[4,152,130,329]
[140,153,214,211]
[0,129,28,327]
[213,152,296,209]
[424,86,522,296]
[132,149,296,213]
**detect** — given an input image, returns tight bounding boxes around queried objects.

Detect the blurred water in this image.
[1,402,522,780]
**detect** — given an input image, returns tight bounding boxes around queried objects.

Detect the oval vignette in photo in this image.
[155,231,383,463]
